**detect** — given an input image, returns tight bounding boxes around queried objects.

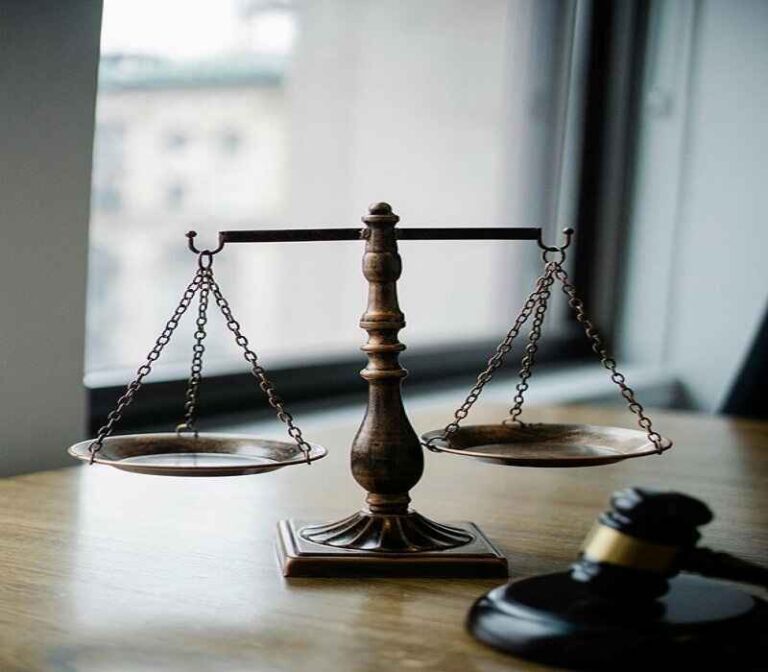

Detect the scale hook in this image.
[537,227,575,253]
[186,231,225,256]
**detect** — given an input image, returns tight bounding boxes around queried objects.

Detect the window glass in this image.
[87,0,571,385]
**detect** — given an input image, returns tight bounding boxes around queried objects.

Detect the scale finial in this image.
[368,202,392,216]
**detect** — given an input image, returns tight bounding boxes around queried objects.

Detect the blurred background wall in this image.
[0,0,101,474]
[620,0,768,411]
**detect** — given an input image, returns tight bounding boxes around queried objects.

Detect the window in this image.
[165,182,186,210]
[87,0,634,428]
[164,132,188,151]
[92,185,122,212]
[91,122,125,212]
[219,129,243,155]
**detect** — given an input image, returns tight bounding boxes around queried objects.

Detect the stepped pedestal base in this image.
[276,516,508,578]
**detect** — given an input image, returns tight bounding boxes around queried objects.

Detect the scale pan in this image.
[68,433,327,476]
[421,423,669,467]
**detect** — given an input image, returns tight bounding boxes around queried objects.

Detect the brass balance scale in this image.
[69,202,671,577]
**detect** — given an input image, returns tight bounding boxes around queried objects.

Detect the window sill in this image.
[220,363,681,437]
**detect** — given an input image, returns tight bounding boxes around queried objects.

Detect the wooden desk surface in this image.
[1,405,766,672]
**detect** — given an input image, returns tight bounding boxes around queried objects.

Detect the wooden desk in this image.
[1,405,765,671]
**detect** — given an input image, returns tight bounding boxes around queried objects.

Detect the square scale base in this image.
[277,519,508,578]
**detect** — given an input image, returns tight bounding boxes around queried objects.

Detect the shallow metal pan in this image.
[421,423,669,467]
[68,433,327,476]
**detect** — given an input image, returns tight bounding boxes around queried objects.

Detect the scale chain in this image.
[432,233,670,455]
[206,273,313,463]
[177,268,212,436]
[88,268,205,462]
[505,264,557,425]
[552,263,670,454]
[431,265,558,447]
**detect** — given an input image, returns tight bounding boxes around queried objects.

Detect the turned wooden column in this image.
[301,203,473,552]
[352,202,421,514]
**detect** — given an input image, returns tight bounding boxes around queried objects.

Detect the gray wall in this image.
[0,1,102,475]
[620,0,768,413]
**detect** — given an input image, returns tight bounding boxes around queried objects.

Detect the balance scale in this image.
[69,202,671,578]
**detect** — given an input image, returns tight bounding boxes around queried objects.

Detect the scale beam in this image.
[398,227,541,240]
[219,228,363,244]
[217,226,542,246]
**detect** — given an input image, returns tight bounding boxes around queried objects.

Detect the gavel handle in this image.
[685,547,768,589]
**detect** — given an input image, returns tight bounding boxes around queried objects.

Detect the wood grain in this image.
[0,404,766,672]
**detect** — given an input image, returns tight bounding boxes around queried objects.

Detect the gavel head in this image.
[571,487,713,601]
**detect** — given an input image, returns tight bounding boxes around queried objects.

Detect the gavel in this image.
[574,487,768,598]
[468,488,766,669]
